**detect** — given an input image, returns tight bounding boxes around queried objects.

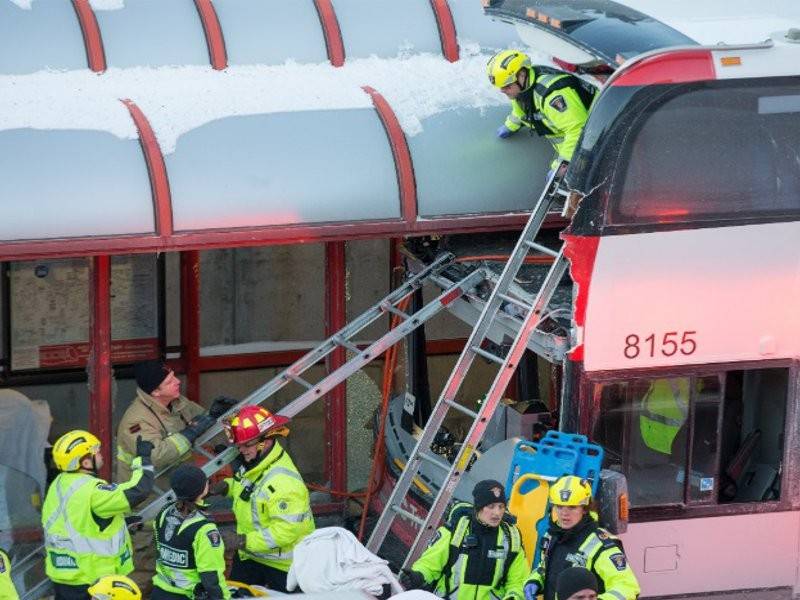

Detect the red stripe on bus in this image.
[430,0,459,62]
[561,234,600,361]
[313,0,345,67]
[121,100,174,237]
[71,0,106,72]
[611,49,715,87]
[362,86,418,225]
[194,0,228,70]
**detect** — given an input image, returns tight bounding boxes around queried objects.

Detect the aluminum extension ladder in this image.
[366,167,571,567]
[137,253,488,521]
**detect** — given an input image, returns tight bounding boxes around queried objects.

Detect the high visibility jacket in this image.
[504,66,593,169]
[154,503,230,599]
[526,517,639,600]
[0,549,20,600]
[116,389,205,482]
[410,503,528,600]
[42,458,154,586]
[639,378,690,455]
[225,442,315,572]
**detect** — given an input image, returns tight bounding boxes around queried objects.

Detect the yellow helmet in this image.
[487,49,531,88]
[549,476,592,506]
[88,575,141,600]
[52,430,101,472]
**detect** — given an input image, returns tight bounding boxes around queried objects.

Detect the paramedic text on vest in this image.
[487,49,593,172]
[212,405,315,593]
[42,430,154,600]
[400,479,529,600]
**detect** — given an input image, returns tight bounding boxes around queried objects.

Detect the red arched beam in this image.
[193,0,228,70]
[313,0,345,67]
[121,99,174,236]
[362,86,418,225]
[71,0,106,72]
[430,0,459,62]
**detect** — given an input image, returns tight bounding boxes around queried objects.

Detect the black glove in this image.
[209,480,229,497]
[125,515,144,532]
[135,435,154,460]
[209,395,239,419]
[399,569,426,590]
[180,413,216,444]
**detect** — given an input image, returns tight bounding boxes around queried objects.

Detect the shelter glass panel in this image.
[213,0,328,65]
[0,2,86,75]
[0,129,154,241]
[95,0,209,68]
[332,0,440,59]
[411,106,550,217]
[8,256,159,372]
[168,111,400,231]
[611,79,800,226]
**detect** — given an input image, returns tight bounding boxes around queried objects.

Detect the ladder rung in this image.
[391,504,425,527]
[196,446,214,460]
[498,292,532,312]
[286,372,314,390]
[380,301,409,320]
[445,399,478,420]
[418,451,450,472]
[471,345,505,365]
[523,240,558,258]
[333,335,361,354]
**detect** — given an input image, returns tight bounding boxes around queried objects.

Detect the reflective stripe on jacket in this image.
[42,464,147,585]
[226,442,315,572]
[411,504,528,600]
[639,378,689,455]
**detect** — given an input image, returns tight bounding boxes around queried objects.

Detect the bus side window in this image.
[719,369,788,503]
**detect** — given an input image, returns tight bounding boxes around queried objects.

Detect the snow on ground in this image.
[0,44,514,153]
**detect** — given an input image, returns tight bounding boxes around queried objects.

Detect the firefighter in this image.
[0,547,20,599]
[523,476,639,600]
[88,574,142,599]
[486,49,594,174]
[116,358,237,594]
[214,405,314,592]
[42,430,154,600]
[152,464,229,599]
[399,479,528,600]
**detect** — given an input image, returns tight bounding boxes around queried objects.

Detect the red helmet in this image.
[224,406,290,445]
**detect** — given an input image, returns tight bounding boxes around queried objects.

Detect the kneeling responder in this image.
[487,49,594,175]
[88,574,142,599]
[400,479,528,600]
[153,464,229,599]
[0,546,20,600]
[42,430,154,600]
[215,406,314,592]
[523,476,639,600]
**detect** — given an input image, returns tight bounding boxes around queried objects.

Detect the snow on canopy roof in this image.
[0,46,517,153]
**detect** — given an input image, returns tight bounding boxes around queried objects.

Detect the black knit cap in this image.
[170,464,208,501]
[472,479,506,509]
[134,359,168,394]
[556,567,598,599]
